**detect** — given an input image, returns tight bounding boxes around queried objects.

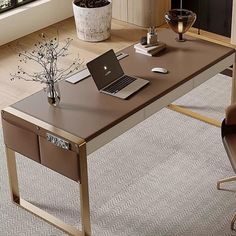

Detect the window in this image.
[0,0,37,13]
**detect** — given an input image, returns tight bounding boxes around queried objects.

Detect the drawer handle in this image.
[46,133,70,150]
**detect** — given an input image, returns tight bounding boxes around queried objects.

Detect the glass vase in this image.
[46,81,61,106]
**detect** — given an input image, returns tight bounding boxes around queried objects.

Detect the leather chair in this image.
[217,103,236,230]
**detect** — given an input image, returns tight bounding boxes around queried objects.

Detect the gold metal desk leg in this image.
[77,143,91,236]
[5,147,20,203]
[5,146,89,236]
[231,213,236,231]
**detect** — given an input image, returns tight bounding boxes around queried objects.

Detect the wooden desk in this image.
[1,30,235,236]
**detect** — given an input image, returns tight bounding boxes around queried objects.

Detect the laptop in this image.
[86,49,149,99]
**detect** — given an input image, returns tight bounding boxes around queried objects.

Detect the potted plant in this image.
[72,0,112,42]
[10,34,82,106]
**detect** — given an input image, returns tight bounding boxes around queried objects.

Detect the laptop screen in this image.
[86,49,124,90]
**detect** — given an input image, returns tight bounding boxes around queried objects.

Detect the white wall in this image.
[0,0,73,46]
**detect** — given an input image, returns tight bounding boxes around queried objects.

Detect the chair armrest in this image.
[226,104,236,125]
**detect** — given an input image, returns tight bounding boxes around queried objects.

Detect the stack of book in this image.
[134,42,166,56]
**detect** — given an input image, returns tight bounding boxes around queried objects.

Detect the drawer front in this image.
[2,119,40,162]
[39,136,80,181]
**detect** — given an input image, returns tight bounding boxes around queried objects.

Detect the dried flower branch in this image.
[10,33,83,85]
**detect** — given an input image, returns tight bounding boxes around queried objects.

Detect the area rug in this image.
[1,74,236,236]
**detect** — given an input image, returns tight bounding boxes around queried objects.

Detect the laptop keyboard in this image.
[103,75,136,94]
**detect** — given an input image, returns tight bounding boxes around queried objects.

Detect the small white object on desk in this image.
[151,67,168,74]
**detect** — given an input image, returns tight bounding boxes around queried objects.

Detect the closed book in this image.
[135,43,166,56]
[135,49,153,56]
[134,42,166,54]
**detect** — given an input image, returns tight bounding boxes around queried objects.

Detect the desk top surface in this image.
[11,29,235,141]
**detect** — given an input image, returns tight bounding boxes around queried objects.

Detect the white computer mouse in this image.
[151,67,168,74]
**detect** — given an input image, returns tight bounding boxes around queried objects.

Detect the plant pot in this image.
[72,0,112,42]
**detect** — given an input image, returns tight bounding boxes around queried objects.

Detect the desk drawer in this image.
[2,119,40,162]
[39,136,80,181]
